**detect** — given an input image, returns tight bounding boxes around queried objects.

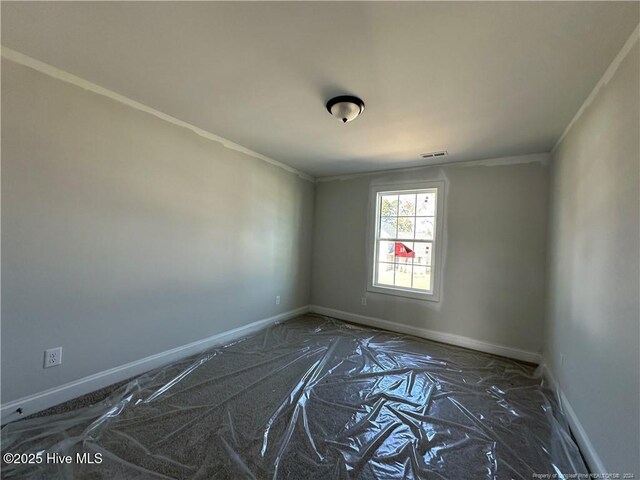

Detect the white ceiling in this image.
[2,2,638,178]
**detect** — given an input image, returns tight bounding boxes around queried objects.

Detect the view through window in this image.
[374,188,437,294]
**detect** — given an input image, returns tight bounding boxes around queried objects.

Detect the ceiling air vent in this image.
[421,151,448,159]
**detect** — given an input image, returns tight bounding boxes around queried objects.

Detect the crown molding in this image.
[552,23,640,153]
[1,46,315,183]
[316,152,549,183]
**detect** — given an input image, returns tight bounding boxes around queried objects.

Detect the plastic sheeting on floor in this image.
[1,315,587,479]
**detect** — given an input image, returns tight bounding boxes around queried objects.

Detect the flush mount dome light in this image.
[326,95,365,123]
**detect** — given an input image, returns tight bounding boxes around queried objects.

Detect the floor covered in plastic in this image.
[1,315,587,479]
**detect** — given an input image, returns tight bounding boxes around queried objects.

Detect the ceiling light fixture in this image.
[326,95,365,124]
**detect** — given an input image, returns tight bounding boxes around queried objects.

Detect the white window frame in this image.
[367,181,444,302]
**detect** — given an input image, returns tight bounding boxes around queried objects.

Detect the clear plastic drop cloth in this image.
[1,315,587,479]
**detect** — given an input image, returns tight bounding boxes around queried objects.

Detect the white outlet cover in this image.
[44,347,63,368]
[275,296,281,305]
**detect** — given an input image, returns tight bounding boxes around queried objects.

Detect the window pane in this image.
[398,194,416,216]
[376,262,395,286]
[380,195,398,216]
[417,192,436,216]
[394,263,413,288]
[412,266,431,291]
[378,241,395,262]
[374,188,438,296]
[413,242,432,265]
[415,217,434,240]
[394,241,415,265]
[380,217,397,239]
[397,217,414,239]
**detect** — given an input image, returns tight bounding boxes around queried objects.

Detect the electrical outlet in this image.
[361,297,367,306]
[560,354,565,367]
[44,347,62,368]
[275,296,281,305]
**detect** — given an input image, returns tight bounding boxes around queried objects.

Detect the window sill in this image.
[367,284,440,302]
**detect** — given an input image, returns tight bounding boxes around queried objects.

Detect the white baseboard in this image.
[0,306,309,425]
[309,305,542,364]
[540,364,606,474]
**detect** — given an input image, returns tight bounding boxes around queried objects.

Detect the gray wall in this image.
[1,60,314,403]
[311,159,550,354]
[545,39,639,473]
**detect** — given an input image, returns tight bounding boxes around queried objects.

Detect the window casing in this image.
[368,182,444,301]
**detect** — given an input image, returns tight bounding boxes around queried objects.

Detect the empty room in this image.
[1,1,639,479]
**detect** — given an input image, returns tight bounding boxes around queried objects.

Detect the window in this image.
[368,182,443,301]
